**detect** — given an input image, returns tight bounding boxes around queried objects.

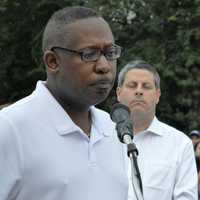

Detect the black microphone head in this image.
[110,103,133,143]
[110,103,130,123]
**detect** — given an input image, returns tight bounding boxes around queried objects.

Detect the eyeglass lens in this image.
[81,45,121,61]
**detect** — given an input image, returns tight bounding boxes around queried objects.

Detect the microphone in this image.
[110,103,133,144]
[111,103,143,197]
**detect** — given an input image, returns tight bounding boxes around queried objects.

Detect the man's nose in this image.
[135,85,143,96]
[94,54,111,74]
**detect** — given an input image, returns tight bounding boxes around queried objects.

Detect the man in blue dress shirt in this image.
[0,6,128,200]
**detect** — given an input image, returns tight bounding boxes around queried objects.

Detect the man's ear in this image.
[116,86,121,102]
[43,50,59,73]
[156,89,161,104]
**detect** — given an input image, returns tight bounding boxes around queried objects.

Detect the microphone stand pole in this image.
[124,136,144,200]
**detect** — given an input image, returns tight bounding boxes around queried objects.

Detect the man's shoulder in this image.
[153,119,194,165]
[0,91,37,126]
[0,81,49,119]
[157,119,191,144]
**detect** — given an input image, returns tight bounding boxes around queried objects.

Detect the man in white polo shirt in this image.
[0,6,128,200]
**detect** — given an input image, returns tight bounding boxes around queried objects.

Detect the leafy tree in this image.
[0,0,200,132]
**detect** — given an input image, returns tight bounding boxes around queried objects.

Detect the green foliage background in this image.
[0,0,200,132]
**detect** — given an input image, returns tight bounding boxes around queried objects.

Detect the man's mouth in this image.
[130,100,146,106]
[90,79,112,89]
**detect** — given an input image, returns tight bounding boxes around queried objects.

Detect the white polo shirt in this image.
[0,81,128,200]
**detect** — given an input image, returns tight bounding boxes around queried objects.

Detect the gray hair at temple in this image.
[117,60,161,89]
[42,6,100,52]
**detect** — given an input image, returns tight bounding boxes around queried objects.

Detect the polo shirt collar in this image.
[90,106,115,137]
[33,81,113,137]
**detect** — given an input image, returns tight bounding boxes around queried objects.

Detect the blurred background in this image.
[0,0,200,133]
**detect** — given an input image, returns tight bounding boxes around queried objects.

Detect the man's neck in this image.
[45,81,92,136]
[68,109,92,136]
[133,115,154,134]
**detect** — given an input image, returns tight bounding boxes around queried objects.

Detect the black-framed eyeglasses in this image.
[50,44,122,62]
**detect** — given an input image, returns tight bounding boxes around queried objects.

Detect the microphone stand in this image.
[110,103,144,200]
[124,136,144,200]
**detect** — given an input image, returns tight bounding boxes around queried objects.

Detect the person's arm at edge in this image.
[173,140,198,200]
[0,114,23,200]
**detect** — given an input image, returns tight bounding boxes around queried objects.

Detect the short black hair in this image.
[42,6,100,52]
